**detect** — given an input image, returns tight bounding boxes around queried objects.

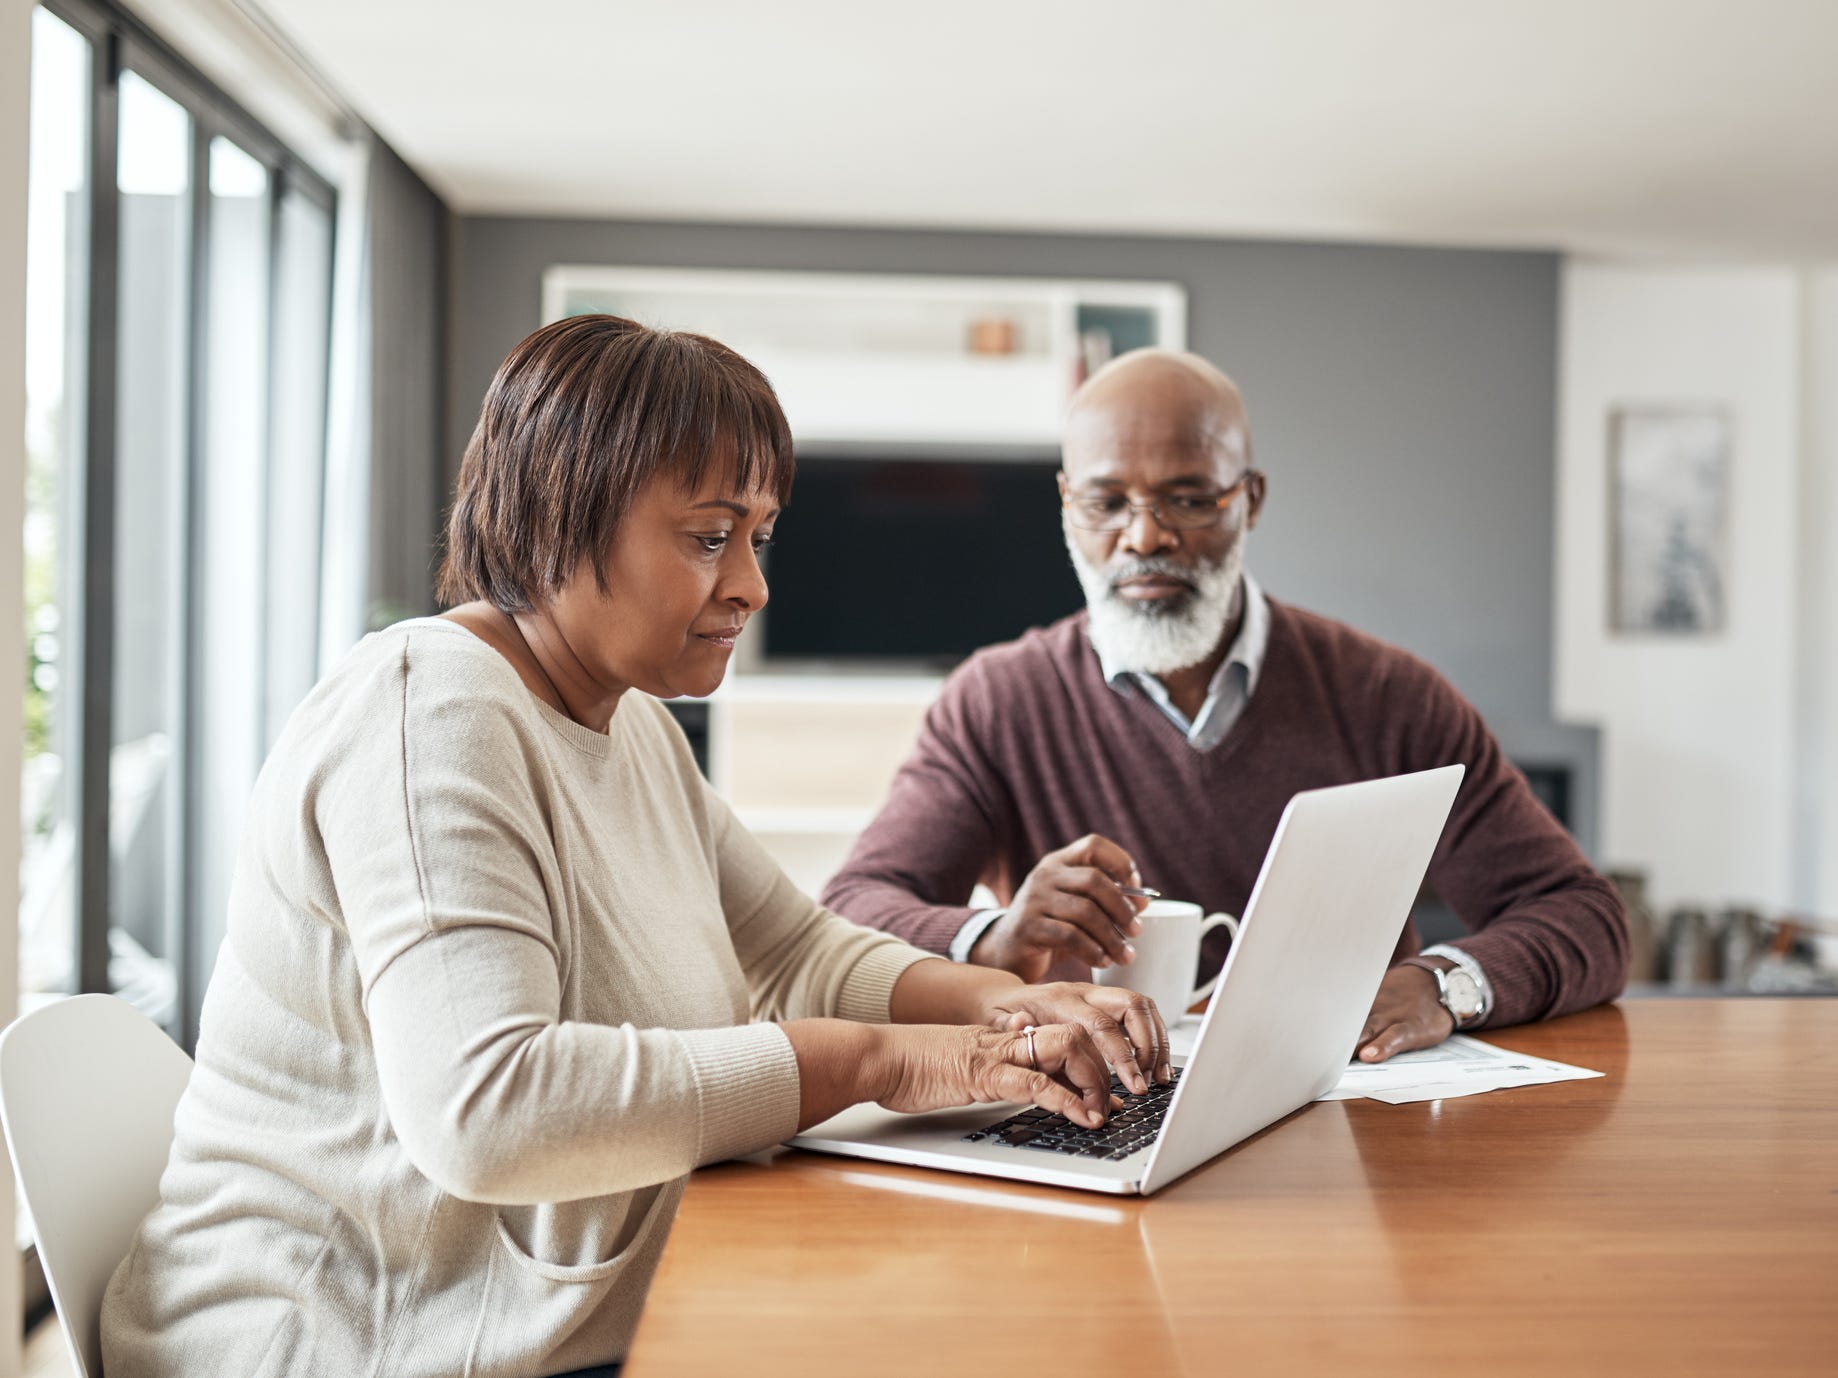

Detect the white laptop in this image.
[791,765,1465,1195]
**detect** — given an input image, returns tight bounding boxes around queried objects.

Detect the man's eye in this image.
[1079,496,1127,515]
[1167,495,1216,514]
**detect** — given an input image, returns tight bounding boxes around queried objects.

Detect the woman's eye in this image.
[752,535,775,553]
[695,534,729,553]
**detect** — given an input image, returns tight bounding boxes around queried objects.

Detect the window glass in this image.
[19,8,92,1012]
[109,70,195,1027]
[264,187,334,749]
[189,135,273,1015]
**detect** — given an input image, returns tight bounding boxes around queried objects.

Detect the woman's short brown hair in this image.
[437,313,794,612]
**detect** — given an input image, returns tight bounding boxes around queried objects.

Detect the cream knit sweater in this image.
[101,619,932,1377]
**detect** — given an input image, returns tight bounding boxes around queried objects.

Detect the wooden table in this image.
[625,1001,1837,1377]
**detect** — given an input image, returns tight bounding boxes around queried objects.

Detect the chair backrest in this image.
[0,995,193,1378]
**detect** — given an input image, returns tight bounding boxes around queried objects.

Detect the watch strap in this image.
[1422,943,1495,1020]
[1401,956,1465,1029]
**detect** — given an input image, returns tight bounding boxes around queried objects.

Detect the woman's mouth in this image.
[695,625,744,649]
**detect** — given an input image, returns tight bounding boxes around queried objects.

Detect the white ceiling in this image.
[253,0,1838,258]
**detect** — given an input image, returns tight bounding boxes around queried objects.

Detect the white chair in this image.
[0,994,193,1378]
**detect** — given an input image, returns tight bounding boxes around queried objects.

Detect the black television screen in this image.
[763,456,1086,666]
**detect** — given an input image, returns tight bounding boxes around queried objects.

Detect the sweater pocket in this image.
[467,1184,683,1376]
[491,1182,672,1283]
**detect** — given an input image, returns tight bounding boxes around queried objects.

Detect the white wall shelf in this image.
[542,265,1186,448]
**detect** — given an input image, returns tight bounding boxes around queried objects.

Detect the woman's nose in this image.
[724,546,770,611]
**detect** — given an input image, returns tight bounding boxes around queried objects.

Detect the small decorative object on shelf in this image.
[1662,906,1718,988]
[1074,327,1113,385]
[966,316,1017,355]
[1745,918,1838,994]
[1607,871,1838,995]
[1607,869,1658,982]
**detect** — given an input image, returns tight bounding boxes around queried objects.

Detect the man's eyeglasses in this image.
[1062,471,1259,533]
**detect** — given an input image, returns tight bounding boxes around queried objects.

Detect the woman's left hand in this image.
[979,982,1169,1094]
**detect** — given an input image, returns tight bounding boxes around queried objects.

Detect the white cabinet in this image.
[541,266,1186,448]
[703,675,943,899]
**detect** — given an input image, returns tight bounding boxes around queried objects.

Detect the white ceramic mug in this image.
[1094,899,1239,1016]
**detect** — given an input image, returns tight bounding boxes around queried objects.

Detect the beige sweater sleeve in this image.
[698,767,940,1026]
[322,641,917,1208]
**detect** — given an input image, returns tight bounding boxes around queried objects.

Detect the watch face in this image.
[1443,968,1484,1020]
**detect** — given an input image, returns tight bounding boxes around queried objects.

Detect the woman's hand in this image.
[979,981,1170,1094]
[873,1023,1117,1128]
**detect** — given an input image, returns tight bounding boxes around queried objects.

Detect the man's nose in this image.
[1117,504,1179,556]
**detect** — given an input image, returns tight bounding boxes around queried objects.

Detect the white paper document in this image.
[1166,1019,1602,1104]
[1324,1034,1603,1103]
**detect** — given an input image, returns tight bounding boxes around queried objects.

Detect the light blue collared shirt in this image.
[1094,571,1271,751]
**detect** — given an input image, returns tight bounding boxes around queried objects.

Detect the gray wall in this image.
[446,217,1595,846]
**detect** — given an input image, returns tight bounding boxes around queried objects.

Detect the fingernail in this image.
[1121,943,1135,962]
[1096,957,1111,969]
[1128,918,1142,935]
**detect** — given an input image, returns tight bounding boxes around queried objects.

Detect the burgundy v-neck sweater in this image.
[822,599,1628,1029]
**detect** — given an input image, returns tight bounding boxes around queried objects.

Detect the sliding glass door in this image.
[20,1,337,1045]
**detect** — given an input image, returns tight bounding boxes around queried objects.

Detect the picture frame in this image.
[1607,406,1732,635]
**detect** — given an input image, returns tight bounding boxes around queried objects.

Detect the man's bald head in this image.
[1065,349,1252,477]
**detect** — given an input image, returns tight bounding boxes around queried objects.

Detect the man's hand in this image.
[1355,961,1456,1063]
[968,834,1147,983]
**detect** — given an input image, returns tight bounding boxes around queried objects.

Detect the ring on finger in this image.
[1022,1025,1038,1071]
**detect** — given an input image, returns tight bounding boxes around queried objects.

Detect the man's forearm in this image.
[1450,879,1630,1027]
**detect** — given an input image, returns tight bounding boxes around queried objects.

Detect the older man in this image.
[823,349,1627,1060]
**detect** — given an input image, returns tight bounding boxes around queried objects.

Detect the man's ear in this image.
[1244,470,1268,531]
[1056,470,1070,501]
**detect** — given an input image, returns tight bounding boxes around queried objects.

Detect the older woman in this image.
[100,315,1168,1378]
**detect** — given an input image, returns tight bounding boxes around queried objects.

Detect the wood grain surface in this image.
[626,1000,1838,1377]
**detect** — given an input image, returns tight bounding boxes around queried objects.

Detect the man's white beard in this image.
[1065,519,1243,678]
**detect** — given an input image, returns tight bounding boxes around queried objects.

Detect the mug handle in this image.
[1187,912,1240,1008]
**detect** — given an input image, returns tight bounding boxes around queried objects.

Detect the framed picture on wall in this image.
[1608,406,1731,635]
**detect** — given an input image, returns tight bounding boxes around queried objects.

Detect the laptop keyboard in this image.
[960,1067,1184,1160]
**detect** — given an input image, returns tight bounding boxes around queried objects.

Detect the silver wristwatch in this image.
[1405,956,1484,1029]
